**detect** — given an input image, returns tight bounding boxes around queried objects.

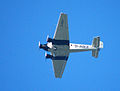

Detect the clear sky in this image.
[0,0,120,91]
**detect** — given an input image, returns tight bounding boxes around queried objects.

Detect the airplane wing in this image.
[52,59,67,78]
[52,47,69,78]
[53,13,69,40]
[52,13,69,78]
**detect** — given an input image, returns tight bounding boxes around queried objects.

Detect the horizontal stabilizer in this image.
[92,36,100,48]
[92,49,99,58]
[92,36,103,58]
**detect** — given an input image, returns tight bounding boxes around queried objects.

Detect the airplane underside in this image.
[39,13,103,78]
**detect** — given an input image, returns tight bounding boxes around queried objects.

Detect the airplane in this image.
[39,13,103,78]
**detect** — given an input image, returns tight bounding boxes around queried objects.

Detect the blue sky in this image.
[0,0,120,91]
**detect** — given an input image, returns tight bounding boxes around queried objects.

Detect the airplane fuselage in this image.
[41,42,97,53]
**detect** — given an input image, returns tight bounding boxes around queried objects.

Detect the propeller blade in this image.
[45,52,47,57]
[45,52,47,62]
[39,41,40,48]
[46,35,49,42]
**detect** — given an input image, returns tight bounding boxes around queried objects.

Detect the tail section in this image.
[92,49,99,58]
[92,37,103,58]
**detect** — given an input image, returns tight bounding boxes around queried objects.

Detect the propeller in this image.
[45,52,47,62]
[38,41,41,48]
[38,41,47,62]
[45,52,47,58]
[46,35,49,42]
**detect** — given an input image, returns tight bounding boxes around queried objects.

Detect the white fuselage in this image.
[69,43,96,53]
[47,42,97,54]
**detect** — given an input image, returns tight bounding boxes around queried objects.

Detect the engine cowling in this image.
[39,41,49,51]
[45,53,53,59]
[46,35,53,42]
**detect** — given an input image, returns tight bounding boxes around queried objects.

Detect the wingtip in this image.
[60,12,67,15]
